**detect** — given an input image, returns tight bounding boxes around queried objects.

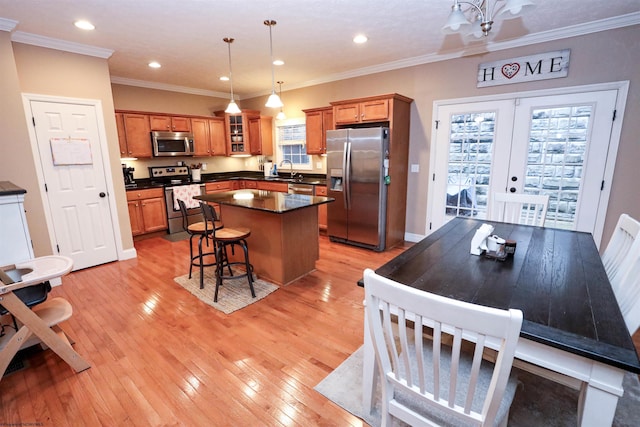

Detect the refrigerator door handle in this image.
[344,141,351,210]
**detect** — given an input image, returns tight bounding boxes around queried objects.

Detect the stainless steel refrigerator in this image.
[326,127,389,251]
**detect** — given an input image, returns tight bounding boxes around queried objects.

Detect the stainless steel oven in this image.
[149,166,205,234]
[164,184,205,234]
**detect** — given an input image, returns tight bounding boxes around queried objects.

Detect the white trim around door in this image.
[22,93,136,268]
[427,81,629,248]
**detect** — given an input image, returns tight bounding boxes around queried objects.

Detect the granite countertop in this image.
[126,172,327,190]
[195,190,333,214]
[0,181,27,196]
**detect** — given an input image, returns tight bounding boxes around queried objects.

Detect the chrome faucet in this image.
[279,159,296,179]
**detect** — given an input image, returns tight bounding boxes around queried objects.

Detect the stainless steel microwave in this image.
[151,131,194,157]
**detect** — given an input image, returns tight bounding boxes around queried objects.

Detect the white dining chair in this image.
[363,269,523,427]
[608,235,640,334]
[601,213,640,292]
[490,192,549,227]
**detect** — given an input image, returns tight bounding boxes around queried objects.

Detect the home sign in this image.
[477,49,570,88]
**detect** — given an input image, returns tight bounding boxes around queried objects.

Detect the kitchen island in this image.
[195,190,333,286]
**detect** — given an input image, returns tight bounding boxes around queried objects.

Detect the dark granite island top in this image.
[194,190,334,286]
[195,190,332,214]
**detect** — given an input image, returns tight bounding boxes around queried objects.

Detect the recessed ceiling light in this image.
[74,20,95,31]
[148,61,161,69]
[273,59,284,66]
[353,34,368,44]
[219,76,229,81]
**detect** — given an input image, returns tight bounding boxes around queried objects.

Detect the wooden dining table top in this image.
[362,217,640,374]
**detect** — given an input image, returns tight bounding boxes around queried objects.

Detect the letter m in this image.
[525,60,542,75]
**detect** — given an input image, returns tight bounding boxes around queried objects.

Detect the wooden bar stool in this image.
[201,203,255,302]
[177,199,222,289]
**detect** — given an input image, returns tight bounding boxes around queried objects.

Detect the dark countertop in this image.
[125,171,327,190]
[195,190,333,214]
[362,217,640,374]
[0,181,27,196]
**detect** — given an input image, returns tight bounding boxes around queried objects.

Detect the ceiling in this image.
[1,1,639,99]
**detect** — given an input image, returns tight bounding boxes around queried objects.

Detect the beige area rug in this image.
[174,269,278,314]
[315,346,640,427]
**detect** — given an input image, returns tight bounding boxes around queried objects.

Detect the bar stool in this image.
[200,203,255,302]
[177,199,222,289]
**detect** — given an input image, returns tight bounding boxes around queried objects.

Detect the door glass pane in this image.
[525,106,591,229]
[445,112,496,220]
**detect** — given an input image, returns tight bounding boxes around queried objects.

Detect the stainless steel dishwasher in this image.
[287,183,315,196]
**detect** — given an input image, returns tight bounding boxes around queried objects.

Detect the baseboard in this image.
[119,247,137,261]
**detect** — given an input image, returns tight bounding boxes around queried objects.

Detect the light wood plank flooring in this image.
[1,234,408,425]
[3,234,640,426]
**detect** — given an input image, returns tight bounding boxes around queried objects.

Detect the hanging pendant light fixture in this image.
[442,0,535,38]
[276,81,286,120]
[264,19,283,108]
[223,37,241,114]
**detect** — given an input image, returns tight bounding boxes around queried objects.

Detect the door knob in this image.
[99,192,106,198]
[509,187,516,193]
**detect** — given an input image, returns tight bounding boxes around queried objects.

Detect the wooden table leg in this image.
[0,292,90,375]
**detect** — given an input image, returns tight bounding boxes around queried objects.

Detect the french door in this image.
[428,85,623,246]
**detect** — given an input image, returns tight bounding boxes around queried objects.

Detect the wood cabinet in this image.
[116,113,153,158]
[192,117,226,157]
[303,107,333,155]
[332,96,392,125]
[315,186,328,231]
[126,188,167,236]
[149,115,191,132]
[216,110,273,157]
[249,116,273,156]
[256,181,288,192]
[205,181,233,193]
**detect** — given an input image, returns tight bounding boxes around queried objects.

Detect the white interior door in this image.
[29,100,117,270]
[429,87,621,245]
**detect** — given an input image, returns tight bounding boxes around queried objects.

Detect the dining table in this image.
[361,217,640,427]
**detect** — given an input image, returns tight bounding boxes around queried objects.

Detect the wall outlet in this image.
[316,162,323,169]
[411,164,420,173]
[201,163,207,171]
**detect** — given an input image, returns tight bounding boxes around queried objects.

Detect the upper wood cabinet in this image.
[191,117,227,157]
[331,95,408,125]
[215,109,262,156]
[149,115,192,132]
[116,112,153,158]
[248,116,273,156]
[303,107,334,155]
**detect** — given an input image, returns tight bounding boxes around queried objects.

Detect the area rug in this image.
[315,346,640,427]
[174,269,278,314]
[162,231,189,242]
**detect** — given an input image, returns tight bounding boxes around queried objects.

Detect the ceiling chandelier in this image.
[223,37,241,114]
[442,0,535,38]
[276,81,286,120]
[264,19,284,108]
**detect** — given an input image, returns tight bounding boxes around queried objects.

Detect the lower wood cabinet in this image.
[316,186,328,231]
[126,188,168,236]
[256,181,288,192]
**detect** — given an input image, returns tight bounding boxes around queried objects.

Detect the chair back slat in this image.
[602,214,640,290]
[364,268,522,427]
[490,192,549,227]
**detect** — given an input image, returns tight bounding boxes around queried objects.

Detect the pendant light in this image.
[223,37,241,114]
[264,19,283,108]
[276,81,286,120]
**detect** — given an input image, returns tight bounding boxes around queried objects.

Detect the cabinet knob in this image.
[361,114,365,119]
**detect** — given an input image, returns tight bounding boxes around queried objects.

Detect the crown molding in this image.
[110,76,229,99]
[0,17,18,32]
[11,31,113,58]
[270,11,640,96]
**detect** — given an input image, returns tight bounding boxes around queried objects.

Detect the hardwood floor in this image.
[0,234,408,426]
[3,234,640,426]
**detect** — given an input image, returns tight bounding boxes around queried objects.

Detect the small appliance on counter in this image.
[122,164,136,188]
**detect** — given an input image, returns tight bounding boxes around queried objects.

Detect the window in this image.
[276,118,311,170]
